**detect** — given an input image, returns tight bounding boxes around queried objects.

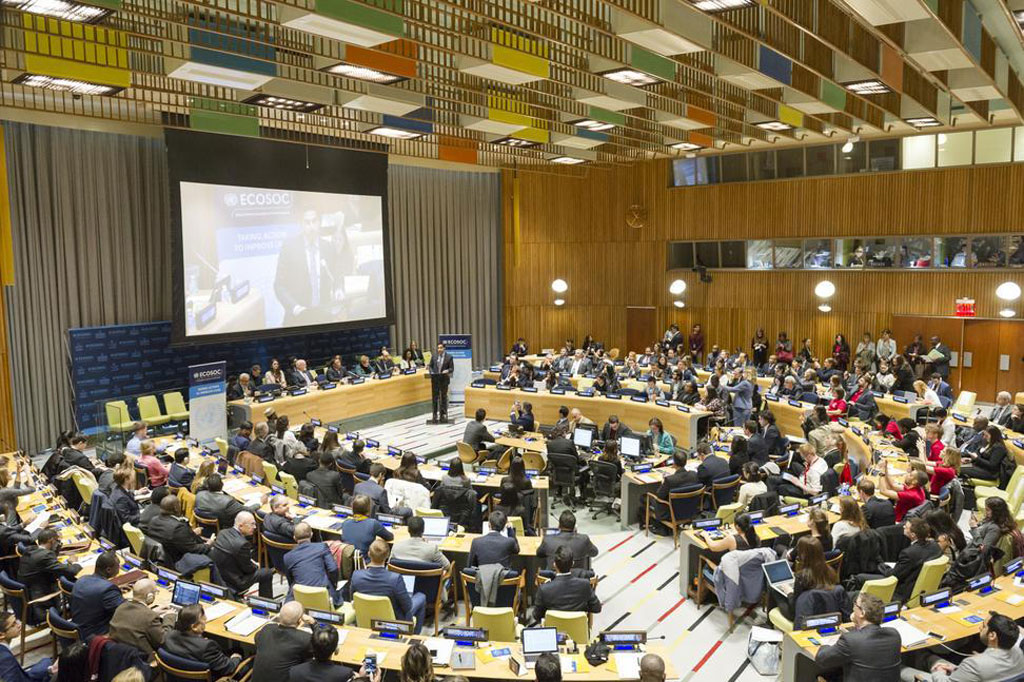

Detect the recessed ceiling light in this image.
[756,121,793,131]
[242,94,324,113]
[600,68,661,87]
[494,137,540,148]
[905,116,941,128]
[323,63,407,85]
[551,156,587,165]
[669,141,703,151]
[13,73,122,96]
[366,126,423,140]
[843,79,891,95]
[690,0,756,11]
[571,119,615,132]
[1,0,112,22]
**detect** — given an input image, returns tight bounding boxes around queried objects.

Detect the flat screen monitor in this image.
[620,435,641,458]
[573,428,594,448]
[521,627,559,655]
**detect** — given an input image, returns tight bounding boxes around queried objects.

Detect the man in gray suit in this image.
[722,367,754,426]
[900,611,1024,682]
[390,516,450,569]
[463,409,498,453]
[815,592,901,682]
[352,463,393,516]
[195,474,265,530]
[536,510,598,570]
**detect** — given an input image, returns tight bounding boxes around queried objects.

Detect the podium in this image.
[426,371,452,424]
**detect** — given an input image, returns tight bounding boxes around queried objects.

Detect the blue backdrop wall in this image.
[68,321,389,432]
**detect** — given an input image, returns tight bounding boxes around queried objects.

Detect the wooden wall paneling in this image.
[890,316,965,389]
[961,319,1001,401]
[997,321,1024,399]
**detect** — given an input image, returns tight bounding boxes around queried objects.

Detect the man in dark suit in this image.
[263,495,296,539]
[60,433,100,475]
[211,511,275,598]
[247,423,275,463]
[336,439,371,475]
[463,409,497,453]
[230,422,253,452]
[758,412,784,456]
[536,510,598,571]
[289,359,316,388]
[138,486,169,533]
[274,208,333,325]
[345,539,426,634]
[532,546,601,623]
[429,343,455,421]
[109,470,141,526]
[195,474,264,530]
[109,578,174,657]
[856,479,895,529]
[855,518,941,603]
[696,444,730,489]
[600,416,632,443]
[163,604,241,678]
[510,401,535,432]
[289,626,356,682]
[743,420,770,467]
[252,601,313,682]
[927,336,952,380]
[146,495,213,566]
[814,592,901,682]
[70,550,123,639]
[649,451,698,525]
[284,522,342,607]
[17,528,81,623]
[372,347,395,375]
[352,463,392,515]
[467,511,519,568]
[306,452,347,507]
[167,448,196,490]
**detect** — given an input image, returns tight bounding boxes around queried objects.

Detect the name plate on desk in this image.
[655,400,669,407]
[351,377,365,385]
[388,446,403,456]
[327,425,339,433]
[871,391,884,397]
[229,280,249,303]
[788,399,802,407]
[377,371,393,380]
[677,405,691,413]
[321,382,337,390]
[630,395,647,403]
[489,365,502,372]
[257,394,275,403]
[496,384,512,391]
[270,484,285,495]
[366,439,379,449]
[1015,440,1024,449]
[894,396,909,403]
[288,388,307,396]
[521,386,537,393]
[402,368,416,375]
[345,432,358,440]
[550,388,566,395]
[630,463,653,473]
[838,418,849,427]
[764,394,779,402]
[471,380,486,388]
[606,393,621,400]
[188,438,200,448]
[851,426,862,436]
[576,390,593,397]
[310,418,322,427]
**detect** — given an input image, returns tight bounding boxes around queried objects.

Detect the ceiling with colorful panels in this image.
[3,0,1024,168]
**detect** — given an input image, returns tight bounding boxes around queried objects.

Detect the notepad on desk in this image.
[305,515,338,530]
[612,653,642,680]
[635,473,660,484]
[881,619,929,647]
[997,592,1024,606]
[222,479,249,494]
[204,601,237,621]
[224,609,269,636]
[25,512,50,534]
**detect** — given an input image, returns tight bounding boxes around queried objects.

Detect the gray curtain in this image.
[3,122,171,452]
[387,164,502,368]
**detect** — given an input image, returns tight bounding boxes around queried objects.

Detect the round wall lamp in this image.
[814,280,836,299]
[551,279,568,293]
[999,308,1016,318]
[554,298,565,306]
[818,304,832,313]
[673,300,685,308]
[996,281,1021,301]
[669,279,686,295]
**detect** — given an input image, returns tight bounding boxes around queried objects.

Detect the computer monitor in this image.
[171,580,201,608]
[521,627,559,656]
[573,428,594,448]
[421,516,450,539]
[620,435,641,458]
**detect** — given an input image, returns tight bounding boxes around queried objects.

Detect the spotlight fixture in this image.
[905,116,941,128]
[1000,308,1016,318]
[550,156,587,165]
[690,0,756,11]
[755,121,793,132]
[366,126,423,140]
[673,300,686,308]
[554,298,565,306]
[814,280,835,298]
[669,141,703,151]
[842,79,891,95]
[818,304,832,313]
[242,94,324,113]
[551,279,568,293]
[322,63,407,85]
[1014,9,1024,30]
[669,279,686,295]
[841,141,854,153]
[13,73,122,96]
[572,119,615,132]
[599,68,661,87]
[996,282,1022,301]
[1,0,112,22]
[494,136,540,149]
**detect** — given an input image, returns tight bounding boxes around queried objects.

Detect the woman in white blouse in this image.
[737,461,768,510]
[830,496,869,546]
[914,379,942,406]
[875,328,897,365]
[263,357,287,386]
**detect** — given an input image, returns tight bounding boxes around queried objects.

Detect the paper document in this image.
[306,514,337,530]
[223,479,249,493]
[242,493,265,506]
[204,601,237,621]
[613,652,642,680]
[425,637,454,666]
[25,512,50,534]
[781,472,802,486]
[224,609,268,636]
[882,619,929,647]
[636,474,660,484]
[420,469,443,482]
[77,553,99,570]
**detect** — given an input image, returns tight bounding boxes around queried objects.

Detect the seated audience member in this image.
[284,522,342,607]
[919,447,960,496]
[306,452,348,507]
[70,550,123,639]
[988,391,1014,426]
[0,610,53,682]
[440,459,471,489]
[737,462,768,510]
[353,355,374,377]
[125,422,151,456]
[384,463,431,516]
[341,494,394,555]
[493,481,533,535]
[776,536,841,623]
[391,515,450,569]
[398,642,433,682]
[695,443,730,489]
[468,511,519,568]
[531,546,601,623]
[806,406,834,455]
[964,497,1023,572]
[163,604,241,678]
[959,425,1008,484]
[109,578,173,657]
[211,511,275,598]
[701,513,760,555]
[855,518,941,603]
[168,448,195,489]
[263,494,295,539]
[18,528,81,622]
[597,440,623,478]
[297,424,320,454]
[876,462,928,522]
[109,469,141,526]
[831,496,869,546]
[742,419,769,467]
[901,610,1023,682]
[247,423,275,463]
[463,409,497,453]
[352,463,392,515]
[856,478,895,529]
[288,624,357,682]
[227,375,253,401]
[777,443,828,499]
[282,448,318,482]
[536,510,598,570]
[501,455,534,493]
[600,415,632,443]
[138,485,169,532]
[639,654,666,682]
[58,433,98,476]
[893,418,922,456]
[230,421,252,452]
[137,440,169,488]
[873,413,902,440]
[534,652,561,682]
[511,401,535,431]
[252,601,313,682]
[325,355,347,383]
[195,473,264,530]
[646,418,675,455]
[814,592,901,682]
[800,508,833,554]
[648,451,698,530]
[263,358,286,386]
[345,539,426,634]
[921,423,944,462]
[759,411,783,456]
[146,495,213,565]
[336,438,370,475]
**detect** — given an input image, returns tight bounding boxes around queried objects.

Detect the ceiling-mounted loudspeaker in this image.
[626,204,647,229]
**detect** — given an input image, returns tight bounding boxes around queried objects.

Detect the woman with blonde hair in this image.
[190,459,216,494]
[920,446,960,496]
[913,379,941,406]
[830,496,868,545]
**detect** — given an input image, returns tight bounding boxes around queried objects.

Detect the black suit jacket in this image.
[746,434,770,466]
[306,468,347,507]
[862,497,896,529]
[262,512,295,540]
[110,486,141,526]
[814,623,902,682]
[210,527,259,595]
[696,455,731,489]
[468,530,519,568]
[17,546,81,603]
[163,631,238,679]
[61,448,97,475]
[536,531,598,569]
[288,661,354,682]
[532,574,601,621]
[430,352,454,379]
[656,468,698,500]
[146,514,210,564]
[884,539,942,602]
[247,438,275,464]
[762,425,783,455]
[600,423,632,442]
[336,449,370,474]
[252,623,312,682]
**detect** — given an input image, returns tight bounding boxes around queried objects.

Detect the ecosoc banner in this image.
[439,334,472,404]
[188,361,227,445]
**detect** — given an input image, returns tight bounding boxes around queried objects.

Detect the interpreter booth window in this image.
[719,153,749,183]
[937,131,972,167]
[773,239,803,268]
[838,140,867,174]
[868,138,900,171]
[972,236,1008,268]
[975,128,1011,164]
[777,148,804,178]
[750,150,777,180]
[803,239,832,268]
[720,241,746,268]
[1015,127,1024,162]
[695,241,720,268]
[902,134,936,170]
[1010,236,1024,267]
[862,238,898,268]
[805,145,836,176]
[671,158,719,186]
[746,240,773,269]
[835,239,867,268]
[666,242,694,270]
[934,237,971,268]
[901,238,933,268]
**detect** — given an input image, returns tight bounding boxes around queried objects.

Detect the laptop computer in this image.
[762,559,796,597]
[170,580,202,611]
[421,516,450,541]
[521,627,559,669]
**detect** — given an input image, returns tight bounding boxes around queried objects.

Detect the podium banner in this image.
[439,333,472,403]
[188,361,227,446]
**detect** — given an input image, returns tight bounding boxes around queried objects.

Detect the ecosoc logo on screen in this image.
[189,363,226,384]
[439,336,470,349]
[224,191,293,207]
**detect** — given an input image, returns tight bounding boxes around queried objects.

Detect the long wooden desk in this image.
[228,369,432,426]
[464,386,710,452]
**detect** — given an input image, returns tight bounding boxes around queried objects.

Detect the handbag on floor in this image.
[747,625,783,675]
